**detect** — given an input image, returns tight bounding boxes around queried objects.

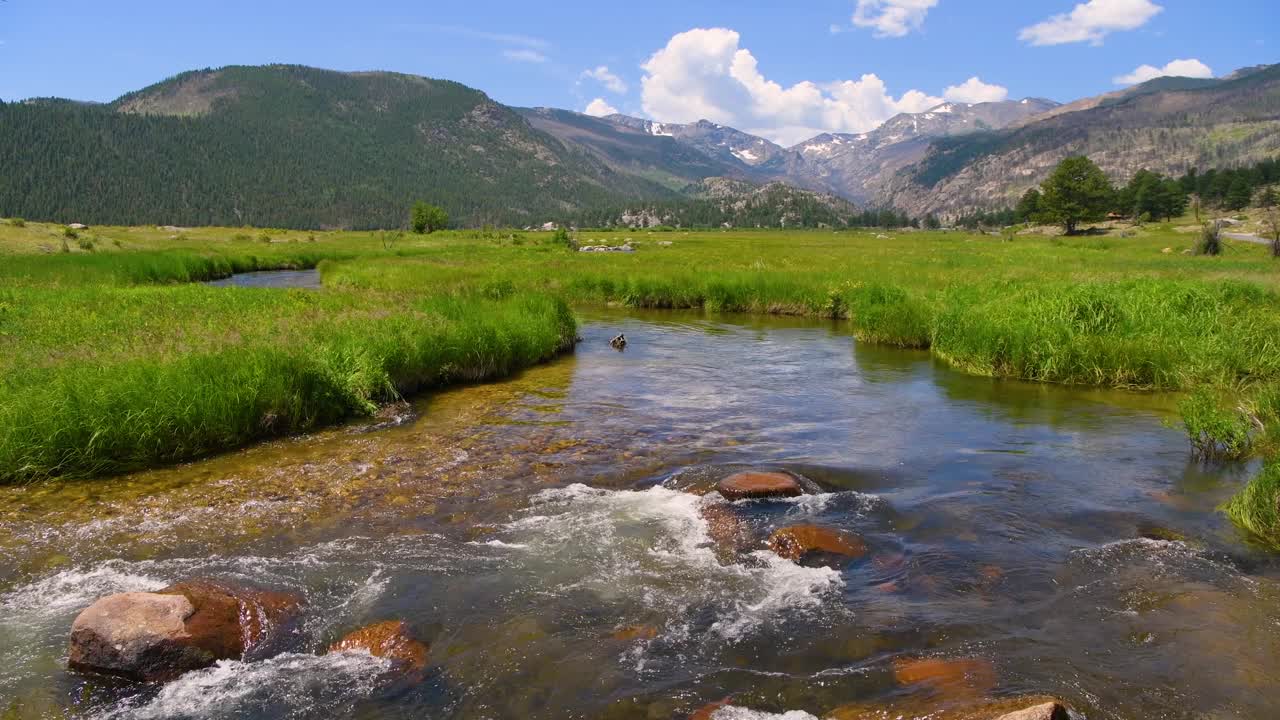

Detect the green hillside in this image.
[0,65,672,229]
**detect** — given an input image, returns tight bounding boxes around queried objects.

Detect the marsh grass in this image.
[1224,462,1280,547]
[0,291,574,482]
[6,220,1280,540]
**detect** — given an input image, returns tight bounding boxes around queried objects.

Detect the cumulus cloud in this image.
[579,65,628,94]
[851,0,938,38]
[1113,58,1213,85]
[639,27,949,145]
[503,49,547,63]
[1019,0,1162,46]
[943,76,1009,103]
[583,98,620,117]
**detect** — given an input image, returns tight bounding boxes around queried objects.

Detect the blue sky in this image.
[0,1,1273,144]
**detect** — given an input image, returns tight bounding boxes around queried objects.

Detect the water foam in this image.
[505,484,842,641]
[0,563,166,621]
[98,652,390,719]
[712,707,820,720]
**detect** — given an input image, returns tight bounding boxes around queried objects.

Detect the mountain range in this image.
[1,62,1277,228]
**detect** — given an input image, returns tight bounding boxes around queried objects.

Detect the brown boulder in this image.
[767,525,867,562]
[68,580,303,682]
[992,701,1069,720]
[717,471,803,501]
[329,620,428,671]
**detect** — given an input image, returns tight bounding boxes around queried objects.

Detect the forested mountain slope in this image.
[0,65,673,228]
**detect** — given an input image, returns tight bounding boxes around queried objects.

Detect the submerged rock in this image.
[68,579,303,682]
[610,624,659,642]
[892,656,996,699]
[827,695,1068,720]
[689,698,733,720]
[329,620,429,671]
[717,471,803,501]
[767,525,867,562]
[700,503,753,554]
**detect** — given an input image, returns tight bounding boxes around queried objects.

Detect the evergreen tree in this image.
[1224,177,1253,211]
[1015,188,1042,223]
[1036,156,1114,235]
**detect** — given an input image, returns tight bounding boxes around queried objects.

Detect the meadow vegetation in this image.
[2,218,1279,548]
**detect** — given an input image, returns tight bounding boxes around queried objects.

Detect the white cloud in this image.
[579,65,628,94]
[503,49,547,64]
[851,0,939,38]
[1113,58,1213,85]
[583,98,620,117]
[408,24,549,50]
[639,27,946,145]
[943,76,1009,103]
[1019,0,1162,46]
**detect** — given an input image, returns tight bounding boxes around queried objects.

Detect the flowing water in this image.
[1,309,1277,719]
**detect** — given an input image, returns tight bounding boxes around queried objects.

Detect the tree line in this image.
[991,155,1279,234]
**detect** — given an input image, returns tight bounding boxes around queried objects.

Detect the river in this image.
[1,309,1275,719]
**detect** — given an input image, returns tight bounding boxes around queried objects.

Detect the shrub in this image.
[258,233,272,244]
[1195,221,1222,256]
[9,217,25,228]
[63,227,79,239]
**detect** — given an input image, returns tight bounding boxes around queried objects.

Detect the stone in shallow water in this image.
[827,695,1067,720]
[767,525,867,562]
[67,579,303,682]
[717,471,803,501]
[991,701,1069,720]
[610,624,659,642]
[891,656,996,700]
[329,620,429,671]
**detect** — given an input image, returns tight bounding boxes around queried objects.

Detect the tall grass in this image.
[0,292,574,482]
[6,223,1280,526]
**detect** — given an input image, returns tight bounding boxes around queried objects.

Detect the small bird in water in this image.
[610,333,627,350]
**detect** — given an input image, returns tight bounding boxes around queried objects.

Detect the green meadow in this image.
[2,219,1278,546]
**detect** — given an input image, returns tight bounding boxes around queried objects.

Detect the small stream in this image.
[204,268,322,289]
[1,309,1276,719]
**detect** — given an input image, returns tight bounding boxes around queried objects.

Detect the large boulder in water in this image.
[329,620,429,671]
[717,471,803,501]
[767,524,867,562]
[68,580,303,681]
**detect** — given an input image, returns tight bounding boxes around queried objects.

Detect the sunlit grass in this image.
[4,217,1280,546]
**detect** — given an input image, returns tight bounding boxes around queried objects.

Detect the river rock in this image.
[68,580,303,681]
[992,701,1069,720]
[329,620,428,671]
[892,656,996,699]
[717,471,803,501]
[610,624,658,642]
[689,698,732,720]
[827,695,1067,720]
[767,525,867,562]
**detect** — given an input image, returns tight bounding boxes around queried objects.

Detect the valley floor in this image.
[1,218,1278,546]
